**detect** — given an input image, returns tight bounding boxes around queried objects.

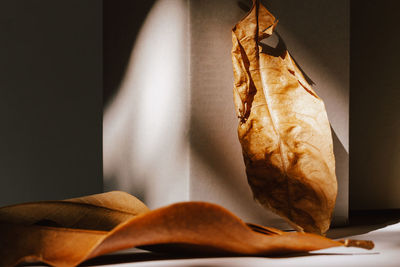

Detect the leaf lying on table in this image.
[0,191,373,267]
[232,0,337,234]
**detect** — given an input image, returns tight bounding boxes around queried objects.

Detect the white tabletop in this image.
[78,219,400,267]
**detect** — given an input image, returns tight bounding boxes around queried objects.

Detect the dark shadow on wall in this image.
[259,31,315,86]
[260,0,349,93]
[350,0,400,210]
[103,0,156,104]
[239,0,348,89]
[0,0,103,205]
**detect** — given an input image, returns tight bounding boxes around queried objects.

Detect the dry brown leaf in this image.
[232,0,337,234]
[0,191,149,231]
[0,191,372,267]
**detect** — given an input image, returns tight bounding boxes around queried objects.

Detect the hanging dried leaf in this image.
[231,0,337,235]
[0,192,372,267]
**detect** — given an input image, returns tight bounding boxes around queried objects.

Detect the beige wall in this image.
[103,0,400,220]
[104,0,349,227]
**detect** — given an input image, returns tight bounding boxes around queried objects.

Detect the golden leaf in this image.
[232,0,337,234]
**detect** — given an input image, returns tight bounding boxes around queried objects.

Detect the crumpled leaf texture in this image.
[0,191,372,267]
[232,0,337,234]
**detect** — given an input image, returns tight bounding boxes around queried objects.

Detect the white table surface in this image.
[76,218,400,267]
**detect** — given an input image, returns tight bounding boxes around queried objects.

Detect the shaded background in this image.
[0,0,399,215]
[103,0,156,103]
[0,0,102,205]
[350,0,400,209]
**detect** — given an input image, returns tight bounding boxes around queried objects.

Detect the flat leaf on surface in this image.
[0,191,372,267]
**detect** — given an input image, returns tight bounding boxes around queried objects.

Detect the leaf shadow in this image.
[80,249,381,266]
[259,31,315,86]
[80,250,200,266]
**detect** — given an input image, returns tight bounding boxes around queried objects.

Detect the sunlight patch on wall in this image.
[103,0,190,207]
